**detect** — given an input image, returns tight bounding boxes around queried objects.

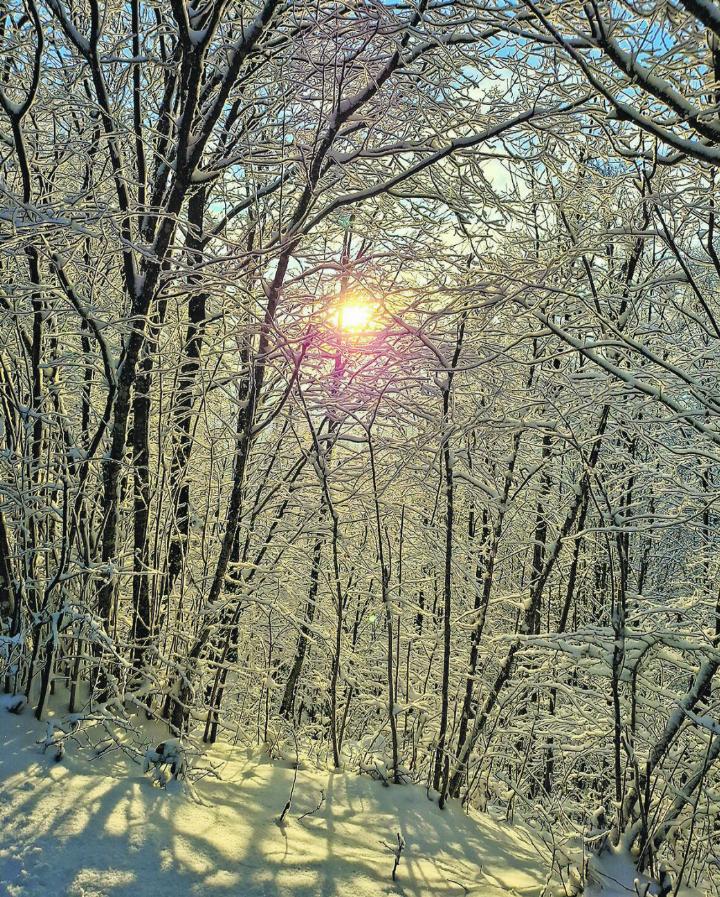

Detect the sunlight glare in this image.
[333,301,374,334]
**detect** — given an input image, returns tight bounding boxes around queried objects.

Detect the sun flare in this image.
[333,301,374,334]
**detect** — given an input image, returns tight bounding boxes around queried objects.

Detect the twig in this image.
[381,832,405,881]
[297,789,325,821]
[276,730,300,827]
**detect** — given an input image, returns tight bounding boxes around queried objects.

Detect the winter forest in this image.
[3,1,720,895]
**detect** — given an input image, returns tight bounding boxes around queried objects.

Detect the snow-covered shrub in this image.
[39,720,78,762]
[0,631,24,692]
[3,694,26,715]
[143,739,188,786]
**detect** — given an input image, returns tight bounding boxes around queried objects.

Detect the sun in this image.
[332,300,374,334]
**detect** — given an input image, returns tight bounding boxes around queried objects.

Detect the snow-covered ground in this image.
[0,700,549,897]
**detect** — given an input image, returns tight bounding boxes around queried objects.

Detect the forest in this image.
[1,1,720,895]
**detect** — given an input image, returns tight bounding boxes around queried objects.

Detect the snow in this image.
[585,846,651,897]
[188,28,208,47]
[585,845,684,897]
[582,844,704,897]
[0,699,547,897]
[0,96,24,119]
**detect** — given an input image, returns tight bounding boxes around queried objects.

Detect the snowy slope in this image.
[0,703,548,897]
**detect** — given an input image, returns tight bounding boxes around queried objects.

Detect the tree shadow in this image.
[0,710,546,897]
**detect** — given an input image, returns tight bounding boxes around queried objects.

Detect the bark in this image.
[369,431,400,783]
[279,524,325,720]
[434,314,466,802]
